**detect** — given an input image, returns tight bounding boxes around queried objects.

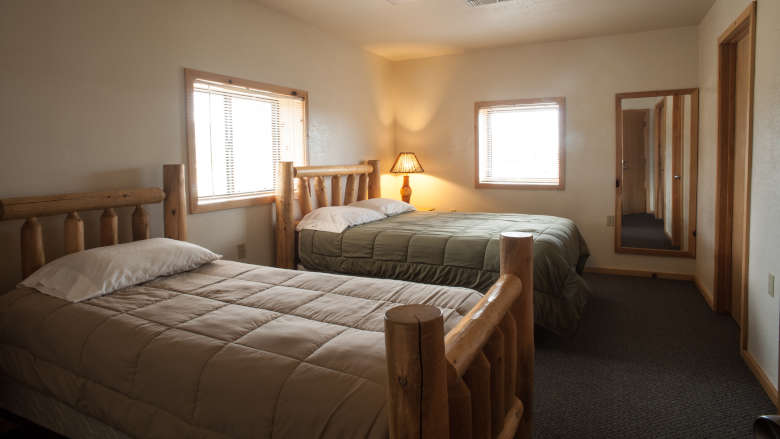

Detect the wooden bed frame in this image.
[385,231,535,439]
[274,159,382,268]
[1,163,535,439]
[0,164,188,278]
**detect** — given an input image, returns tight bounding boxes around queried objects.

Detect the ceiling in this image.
[255,0,715,61]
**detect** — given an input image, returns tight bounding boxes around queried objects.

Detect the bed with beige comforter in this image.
[0,260,481,438]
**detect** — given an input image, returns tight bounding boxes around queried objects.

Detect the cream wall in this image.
[697,0,780,388]
[389,27,700,273]
[0,0,394,292]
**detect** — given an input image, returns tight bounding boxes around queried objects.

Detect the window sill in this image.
[475,182,565,191]
[189,192,275,214]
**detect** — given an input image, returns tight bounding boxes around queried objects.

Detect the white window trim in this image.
[474,97,566,190]
[184,68,308,213]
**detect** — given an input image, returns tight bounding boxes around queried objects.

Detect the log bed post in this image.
[299,178,313,216]
[331,176,342,206]
[163,164,188,241]
[384,304,450,438]
[464,352,491,439]
[21,218,45,278]
[367,159,381,198]
[357,173,368,201]
[132,206,150,241]
[275,161,295,269]
[64,212,85,254]
[313,176,327,208]
[100,208,119,246]
[385,232,534,439]
[344,175,356,204]
[501,232,534,439]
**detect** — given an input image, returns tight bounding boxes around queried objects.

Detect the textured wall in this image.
[746,0,780,388]
[389,27,700,273]
[0,0,395,291]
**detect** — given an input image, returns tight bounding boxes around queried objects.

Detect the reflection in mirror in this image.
[615,89,698,257]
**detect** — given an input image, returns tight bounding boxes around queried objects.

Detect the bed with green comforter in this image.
[298,211,590,335]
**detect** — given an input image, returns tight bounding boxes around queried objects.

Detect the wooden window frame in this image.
[184,68,309,214]
[474,97,566,190]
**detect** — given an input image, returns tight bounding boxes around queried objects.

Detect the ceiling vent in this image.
[465,0,516,6]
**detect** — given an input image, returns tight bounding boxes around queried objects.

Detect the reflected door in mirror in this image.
[622,110,648,215]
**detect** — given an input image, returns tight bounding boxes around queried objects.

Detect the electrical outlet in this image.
[606,215,615,227]
[237,243,247,260]
[769,273,775,298]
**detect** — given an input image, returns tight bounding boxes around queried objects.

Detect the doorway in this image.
[714,2,756,345]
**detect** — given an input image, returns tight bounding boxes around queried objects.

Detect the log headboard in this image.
[275,159,381,268]
[0,164,188,278]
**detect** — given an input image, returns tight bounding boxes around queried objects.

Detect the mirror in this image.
[615,89,698,257]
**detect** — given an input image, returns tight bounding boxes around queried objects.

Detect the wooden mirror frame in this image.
[614,88,699,258]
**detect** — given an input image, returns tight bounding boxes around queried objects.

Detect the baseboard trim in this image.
[694,276,716,310]
[741,349,779,406]
[584,266,694,281]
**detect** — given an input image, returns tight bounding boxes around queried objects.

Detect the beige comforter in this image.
[0,260,481,439]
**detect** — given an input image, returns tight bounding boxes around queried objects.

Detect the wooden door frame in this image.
[671,95,684,248]
[654,99,666,221]
[713,2,756,351]
[614,88,698,257]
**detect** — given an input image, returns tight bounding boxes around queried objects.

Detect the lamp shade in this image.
[390,152,424,174]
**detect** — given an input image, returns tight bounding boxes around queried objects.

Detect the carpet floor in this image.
[535,274,775,438]
[620,213,678,250]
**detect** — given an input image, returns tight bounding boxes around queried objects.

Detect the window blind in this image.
[192,80,305,201]
[478,102,561,186]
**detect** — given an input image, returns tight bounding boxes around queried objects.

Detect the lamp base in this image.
[400,175,412,203]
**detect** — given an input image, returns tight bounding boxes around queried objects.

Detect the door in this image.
[729,35,751,325]
[622,110,648,214]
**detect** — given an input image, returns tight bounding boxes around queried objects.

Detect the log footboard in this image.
[384,232,534,439]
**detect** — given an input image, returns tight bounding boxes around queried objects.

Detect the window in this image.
[475,97,565,189]
[185,69,307,213]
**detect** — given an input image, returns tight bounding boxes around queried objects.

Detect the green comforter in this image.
[299,211,590,335]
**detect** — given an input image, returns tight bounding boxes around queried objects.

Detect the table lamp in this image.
[390,152,424,203]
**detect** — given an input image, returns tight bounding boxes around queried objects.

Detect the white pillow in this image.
[349,198,416,216]
[19,238,221,302]
[295,206,386,233]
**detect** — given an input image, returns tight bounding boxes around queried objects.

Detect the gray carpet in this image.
[621,213,678,250]
[535,274,775,438]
